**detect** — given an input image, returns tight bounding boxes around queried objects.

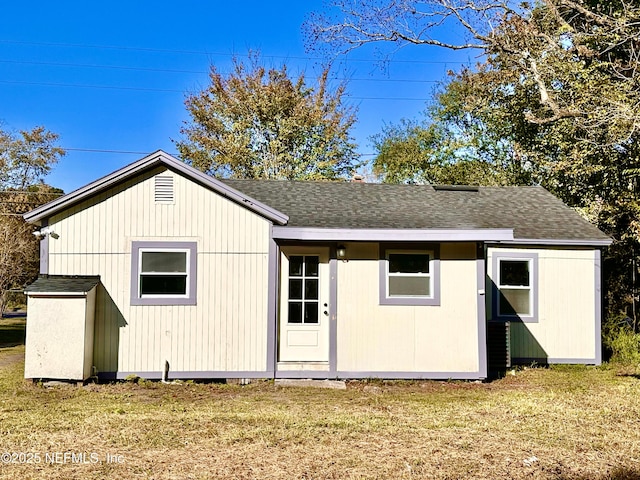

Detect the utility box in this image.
[487,321,511,378]
[24,275,100,382]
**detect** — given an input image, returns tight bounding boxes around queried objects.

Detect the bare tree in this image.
[307,0,640,140]
[0,126,64,314]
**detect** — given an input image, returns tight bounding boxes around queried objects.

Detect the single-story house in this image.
[23,150,611,382]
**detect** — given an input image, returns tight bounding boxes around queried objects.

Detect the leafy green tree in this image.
[372,78,537,186]
[0,126,65,314]
[0,126,64,189]
[309,0,640,326]
[176,55,359,180]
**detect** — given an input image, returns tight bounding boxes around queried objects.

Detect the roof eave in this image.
[493,238,613,247]
[23,150,289,226]
[25,291,95,297]
[272,227,515,242]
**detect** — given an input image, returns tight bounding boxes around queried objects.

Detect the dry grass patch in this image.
[1,355,640,479]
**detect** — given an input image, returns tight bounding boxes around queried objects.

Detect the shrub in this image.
[604,324,640,365]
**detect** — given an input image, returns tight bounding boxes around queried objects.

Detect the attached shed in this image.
[24,275,100,381]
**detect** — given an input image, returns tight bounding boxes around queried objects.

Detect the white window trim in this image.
[131,241,197,306]
[497,257,533,317]
[492,252,538,322]
[386,249,433,299]
[379,244,441,306]
[138,248,190,299]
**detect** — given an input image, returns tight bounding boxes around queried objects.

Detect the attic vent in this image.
[155,175,174,203]
[433,185,479,192]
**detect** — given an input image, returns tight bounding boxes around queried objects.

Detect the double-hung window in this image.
[131,241,197,306]
[380,246,440,306]
[493,252,538,321]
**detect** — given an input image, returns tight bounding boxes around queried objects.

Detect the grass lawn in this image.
[1,321,640,479]
[0,317,26,347]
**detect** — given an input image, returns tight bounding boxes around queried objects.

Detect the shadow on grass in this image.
[0,316,26,347]
[562,467,640,480]
[608,468,640,480]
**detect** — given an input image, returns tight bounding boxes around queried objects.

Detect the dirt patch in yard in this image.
[0,350,23,368]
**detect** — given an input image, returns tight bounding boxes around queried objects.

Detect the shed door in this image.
[279,248,330,362]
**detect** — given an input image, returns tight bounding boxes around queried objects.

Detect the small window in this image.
[140,250,188,296]
[131,241,197,306]
[387,252,432,297]
[498,260,531,316]
[493,252,538,322]
[380,245,440,306]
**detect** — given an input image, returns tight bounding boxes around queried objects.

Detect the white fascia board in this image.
[272,227,515,242]
[494,238,613,247]
[25,292,90,297]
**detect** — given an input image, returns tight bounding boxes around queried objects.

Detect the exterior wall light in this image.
[337,245,347,259]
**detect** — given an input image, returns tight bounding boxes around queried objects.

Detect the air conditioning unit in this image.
[487,321,511,377]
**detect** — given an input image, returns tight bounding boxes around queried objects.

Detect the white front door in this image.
[279,247,330,362]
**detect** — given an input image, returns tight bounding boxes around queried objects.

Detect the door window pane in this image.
[288,302,302,323]
[305,256,319,277]
[289,279,303,299]
[304,302,319,324]
[305,279,318,300]
[289,256,303,276]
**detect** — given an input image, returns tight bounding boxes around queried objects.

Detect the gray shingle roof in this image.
[25,275,101,294]
[221,180,610,243]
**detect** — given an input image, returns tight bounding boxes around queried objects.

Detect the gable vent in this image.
[154,175,174,203]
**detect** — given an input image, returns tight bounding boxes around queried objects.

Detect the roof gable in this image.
[24,150,288,226]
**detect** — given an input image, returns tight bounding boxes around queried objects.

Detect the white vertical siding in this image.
[487,247,597,361]
[337,242,480,373]
[48,167,271,375]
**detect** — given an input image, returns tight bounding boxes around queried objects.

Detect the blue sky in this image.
[0,1,474,193]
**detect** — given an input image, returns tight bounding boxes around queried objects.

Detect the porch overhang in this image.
[271,227,515,242]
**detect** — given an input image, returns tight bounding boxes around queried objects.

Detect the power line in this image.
[0,59,443,84]
[0,80,433,100]
[53,147,379,157]
[0,201,53,206]
[0,80,183,93]
[0,59,206,75]
[65,148,158,155]
[0,39,472,66]
[0,191,63,196]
